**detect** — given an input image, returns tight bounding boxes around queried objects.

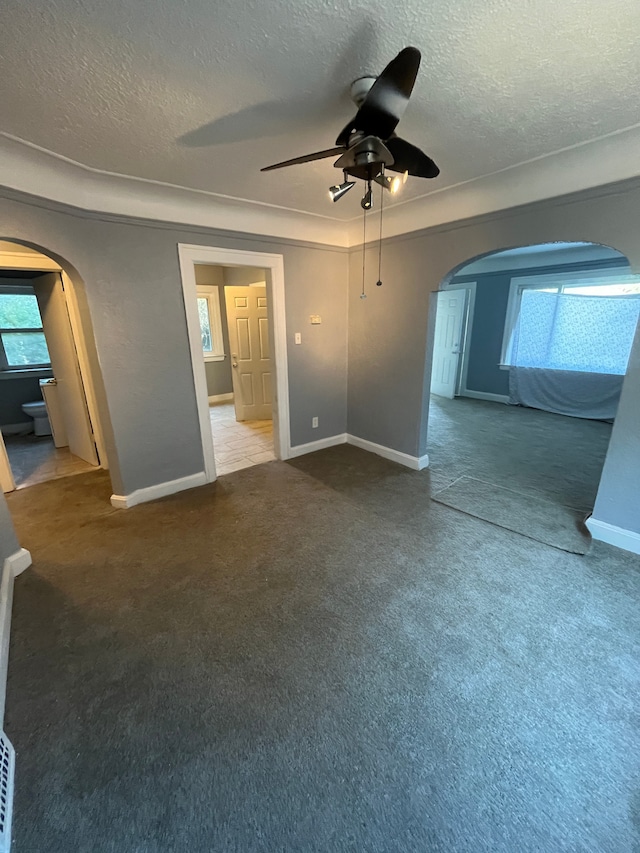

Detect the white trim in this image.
[5,548,31,578]
[178,244,291,482]
[0,432,14,493]
[0,550,31,725]
[501,267,640,366]
[197,285,225,361]
[4,126,640,247]
[347,435,429,470]
[442,281,477,396]
[208,393,234,404]
[585,516,640,555]
[346,122,640,244]
[0,250,61,272]
[61,272,109,469]
[460,390,510,404]
[0,423,31,435]
[0,133,350,248]
[110,471,207,509]
[288,434,347,458]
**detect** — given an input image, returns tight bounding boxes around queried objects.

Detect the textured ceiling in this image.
[1,0,639,220]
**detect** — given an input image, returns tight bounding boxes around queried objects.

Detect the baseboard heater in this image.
[0,732,14,853]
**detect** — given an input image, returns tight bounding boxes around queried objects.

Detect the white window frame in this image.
[196,285,225,362]
[0,284,52,374]
[500,268,640,368]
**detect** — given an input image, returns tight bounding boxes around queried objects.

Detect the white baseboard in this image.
[208,393,234,404]
[0,422,32,435]
[0,549,31,726]
[460,390,510,404]
[5,548,32,578]
[111,471,208,509]
[288,434,347,459]
[585,516,640,555]
[347,435,429,471]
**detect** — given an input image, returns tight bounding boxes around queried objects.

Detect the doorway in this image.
[178,244,290,482]
[426,241,640,551]
[194,263,276,475]
[0,241,106,492]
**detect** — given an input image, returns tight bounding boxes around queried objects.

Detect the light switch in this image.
[294,332,302,344]
[310,314,321,324]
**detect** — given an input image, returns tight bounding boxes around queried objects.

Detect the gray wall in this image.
[592,317,640,532]
[0,494,18,564]
[0,189,349,500]
[223,266,266,286]
[194,265,233,398]
[460,274,511,396]
[348,177,640,534]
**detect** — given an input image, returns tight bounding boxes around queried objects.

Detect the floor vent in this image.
[0,733,14,853]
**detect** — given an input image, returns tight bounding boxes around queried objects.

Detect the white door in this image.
[35,274,99,465]
[225,286,272,421]
[0,431,15,493]
[431,289,467,398]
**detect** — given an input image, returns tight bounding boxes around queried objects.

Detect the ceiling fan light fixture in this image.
[361,186,373,210]
[329,179,356,202]
[373,173,402,194]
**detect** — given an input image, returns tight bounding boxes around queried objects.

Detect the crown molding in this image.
[0,133,350,248]
[346,123,640,245]
[1,125,639,250]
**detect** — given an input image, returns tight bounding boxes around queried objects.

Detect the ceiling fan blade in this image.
[261,147,345,172]
[385,137,439,178]
[336,47,421,145]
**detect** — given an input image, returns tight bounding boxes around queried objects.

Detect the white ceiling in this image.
[1,0,639,223]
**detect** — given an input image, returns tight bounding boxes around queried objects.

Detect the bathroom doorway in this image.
[195,263,276,475]
[178,244,291,483]
[0,241,105,492]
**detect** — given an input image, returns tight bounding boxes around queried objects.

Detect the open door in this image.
[225,286,272,421]
[0,432,15,493]
[34,274,99,465]
[431,289,468,399]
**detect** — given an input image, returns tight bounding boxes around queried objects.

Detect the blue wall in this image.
[0,376,48,426]
[452,257,631,397]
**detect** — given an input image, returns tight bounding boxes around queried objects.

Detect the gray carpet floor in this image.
[4,412,640,851]
[427,395,613,512]
[432,476,591,554]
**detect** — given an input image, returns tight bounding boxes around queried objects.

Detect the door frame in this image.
[177,244,290,483]
[0,249,108,480]
[441,280,476,396]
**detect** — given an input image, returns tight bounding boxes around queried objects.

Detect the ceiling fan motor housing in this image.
[350,76,377,108]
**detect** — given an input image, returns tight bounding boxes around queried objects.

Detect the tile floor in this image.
[4,433,96,489]
[210,402,275,475]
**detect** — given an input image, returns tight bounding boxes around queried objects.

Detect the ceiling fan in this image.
[261,47,439,209]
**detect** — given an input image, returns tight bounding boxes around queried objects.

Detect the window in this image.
[0,287,51,372]
[196,286,225,361]
[501,271,640,375]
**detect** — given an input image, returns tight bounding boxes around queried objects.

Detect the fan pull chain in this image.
[361,203,367,299]
[376,178,384,287]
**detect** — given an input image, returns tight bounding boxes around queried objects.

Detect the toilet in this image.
[21,401,52,436]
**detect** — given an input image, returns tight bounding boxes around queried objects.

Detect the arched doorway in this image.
[425,241,640,553]
[0,239,111,492]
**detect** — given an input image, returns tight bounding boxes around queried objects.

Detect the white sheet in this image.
[508,367,623,420]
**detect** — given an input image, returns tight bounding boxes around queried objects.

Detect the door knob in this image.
[232,362,238,368]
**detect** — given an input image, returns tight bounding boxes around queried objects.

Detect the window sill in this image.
[204,354,225,363]
[0,368,54,381]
